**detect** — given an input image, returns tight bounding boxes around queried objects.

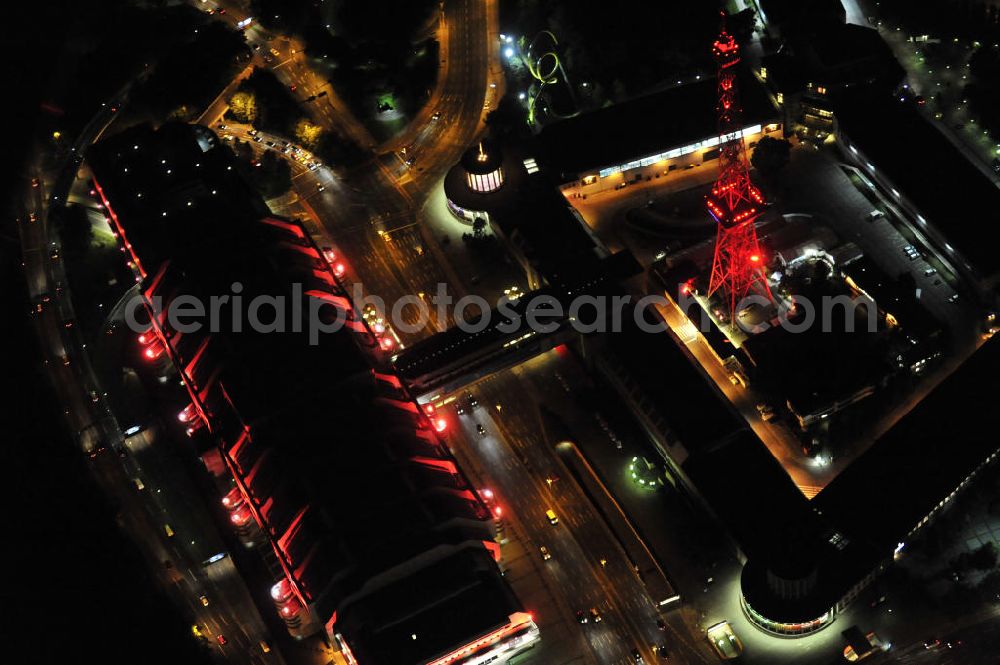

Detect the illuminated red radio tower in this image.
[706,15,773,318]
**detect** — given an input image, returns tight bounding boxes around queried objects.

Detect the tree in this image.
[485,94,530,140]
[295,119,323,149]
[229,91,257,124]
[970,542,998,571]
[237,68,302,135]
[249,150,293,199]
[134,21,248,119]
[751,136,792,176]
[54,204,93,256]
[729,8,757,44]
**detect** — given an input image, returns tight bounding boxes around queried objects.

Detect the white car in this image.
[707,622,743,660]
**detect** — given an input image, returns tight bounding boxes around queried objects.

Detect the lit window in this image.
[467,168,505,193]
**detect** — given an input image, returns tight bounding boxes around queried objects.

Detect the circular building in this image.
[444,139,522,226]
[739,530,838,636]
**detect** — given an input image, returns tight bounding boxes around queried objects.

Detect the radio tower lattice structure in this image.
[705,15,774,318]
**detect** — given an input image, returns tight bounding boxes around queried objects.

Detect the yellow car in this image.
[546,509,559,525]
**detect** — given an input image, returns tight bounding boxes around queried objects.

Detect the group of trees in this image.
[38,2,215,140]
[229,138,292,200]
[502,0,722,107]
[133,20,249,120]
[250,0,441,129]
[951,542,998,576]
[758,0,846,35]
[876,0,1000,43]
[50,204,133,336]
[751,136,793,176]
[461,218,505,263]
[229,69,301,136]
[228,73,322,148]
[226,69,362,167]
[964,45,1000,141]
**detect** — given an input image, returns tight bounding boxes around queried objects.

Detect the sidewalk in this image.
[420,177,523,304]
[568,166,719,255]
[448,429,594,665]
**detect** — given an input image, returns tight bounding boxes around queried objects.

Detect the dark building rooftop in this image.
[835,89,1000,284]
[602,314,748,458]
[338,548,523,665]
[616,250,1000,624]
[798,24,904,91]
[535,68,779,181]
[683,429,810,560]
[461,139,504,175]
[87,121,270,277]
[740,260,887,419]
[88,123,525,664]
[815,336,1000,555]
[502,179,613,283]
[741,336,1000,623]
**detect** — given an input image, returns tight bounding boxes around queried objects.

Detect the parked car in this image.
[756,403,776,422]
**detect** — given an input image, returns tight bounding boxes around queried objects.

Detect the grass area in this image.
[56,205,134,342]
[92,225,118,250]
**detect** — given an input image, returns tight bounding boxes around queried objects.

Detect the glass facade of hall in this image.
[598,124,763,178]
[740,595,834,637]
[446,198,489,225]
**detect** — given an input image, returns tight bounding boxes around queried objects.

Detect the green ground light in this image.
[629,456,663,490]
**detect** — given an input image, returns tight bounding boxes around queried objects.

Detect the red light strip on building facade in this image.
[91,177,146,279]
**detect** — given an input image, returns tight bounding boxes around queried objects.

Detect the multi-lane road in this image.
[184,0,501,357]
[438,349,722,665]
